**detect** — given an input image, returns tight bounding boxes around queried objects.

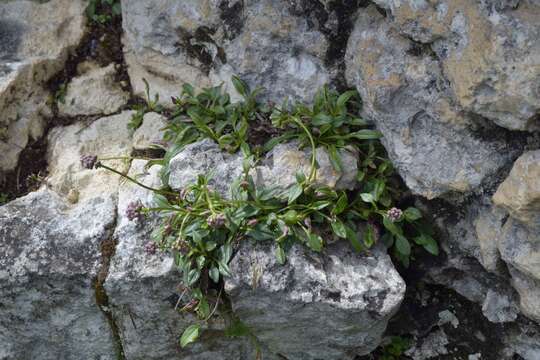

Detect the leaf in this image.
[331,219,347,238]
[347,129,383,140]
[153,194,170,208]
[197,298,210,319]
[287,183,303,205]
[327,145,343,172]
[209,266,220,283]
[218,260,232,277]
[381,233,394,248]
[404,207,422,222]
[345,225,363,252]
[347,117,368,126]
[336,90,357,109]
[364,225,375,247]
[414,234,439,256]
[219,243,233,264]
[187,269,200,286]
[225,319,251,338]
[111,2,122,15]
[312,113,333,126]
[360,193,374,203]
[395,235,411,256]
[247,224,275,241]
[276,245,286,265]
[383,216,403,236]
[307,233,323,252]
[333,193,348,215]
[231,75,249,97]
[180,324,201,348]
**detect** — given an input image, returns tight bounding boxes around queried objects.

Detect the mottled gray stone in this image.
[345,6,516,199]
[372,0,540,131]
[508,266,540,323]
[0,0,86,174]
[132,112,169,150]
[167,139,244,197]
[225,241,406,359]
[405,329,449,360]
[252,142,358,193]
[498,219,540,282]
[58,63,129,117]
[0,189,117,360]
[122,0,331,105]
[481,289,519,323]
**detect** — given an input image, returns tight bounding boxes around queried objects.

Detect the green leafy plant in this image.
[0,193,8,205]
[379,336,412,360]
[128,78,163,131]
[55,83,67,105]
[86,0,121,24]
[93,77,439,349]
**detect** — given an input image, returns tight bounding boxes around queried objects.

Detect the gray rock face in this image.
[122,0,331,104]
[132,112,169,150]
[252,142,358,193]
[0,0,86,174]
[167,139,244,197]
[58,63,129,117]
[345,6,517,199]
[0,189,117,360]
[372,0,540,132]
[225,241,406,359]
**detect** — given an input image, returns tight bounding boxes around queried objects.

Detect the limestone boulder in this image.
[225,241,406,359]
[0,189,117,360]
[0,0,87,174]
[122,0,331,104]
[373,0,540,132]
[132,112,169,150]
[58,63,129,117]
[493,150,540,227]
[345,6,516,199]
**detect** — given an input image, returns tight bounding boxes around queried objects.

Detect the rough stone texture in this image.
[474,206,507,273]
[225,241,406,359]
[252,142,358,193]
[373,0,540,132]
[345,5,518,199]
[493,150,540,227]
[167,139,244,197]
[46,111,134,203]
[499,219,540,282]
[508,266,540,323]
[405,329,449,360]
[0,0,86,174]
[122,0,331,105]
[132,112,169,150]
[58,63,129,117]
[0,189,117,360]
[105,160,266,360]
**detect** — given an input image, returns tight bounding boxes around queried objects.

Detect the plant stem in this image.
[291,116,317,183]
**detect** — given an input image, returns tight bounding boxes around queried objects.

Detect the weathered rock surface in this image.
[373,0,540,132]
[493,150,540,227]
[122,0,331,104]
[168,139,244,197]
[345,5,518,199]
[225,241,406,359]
[47,111,134,202]
[0,189,117,360]
[132,112,169,150]
[252,142,358,192]
[0,0,87,174]
[58,63,129,117]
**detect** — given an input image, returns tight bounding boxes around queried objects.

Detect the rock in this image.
[132,112,168,150]
[404,329,449,360]
[474,207,507,273]
[493,150,540,227]
[345,5,516,199]
[508,266,540,323]
[252,142,358,192]
[122,0,331,104]
[167,139,244,197]
[58,63,129,117]
[104,159,264,360]
[0,0,87,174]
[481,289,519,323]
[372,0,540,132]
[225,241,406,359]
[498,218,540,282]
[0,189,117,359]
[46,111,134,202]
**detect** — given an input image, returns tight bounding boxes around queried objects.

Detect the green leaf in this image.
[307,233,323,252]
[336,90,357,108]
[414,234,439,256]
[187,269,200,286]
[276,245,286,265]
[218,260,232,277]
[287,183,303,205]
[347,117,368,126]
[404,207,422,222]
[327,145,343,172]
[360,193,374,203]
[312,113,333,126]
[383,216,403,236]
[345,225,363,252]
[197,298,210,318]
[331,219,347,238]
[381,233,394,248]
[364,225,375,247]
[231,75,249,97]
[395,235,411,256]
[333,193,348,215]
[347,129,383,140]
[209,266,220,283]
[180,324,201,348]
[247,224,275,241]
[219,243,233,264]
